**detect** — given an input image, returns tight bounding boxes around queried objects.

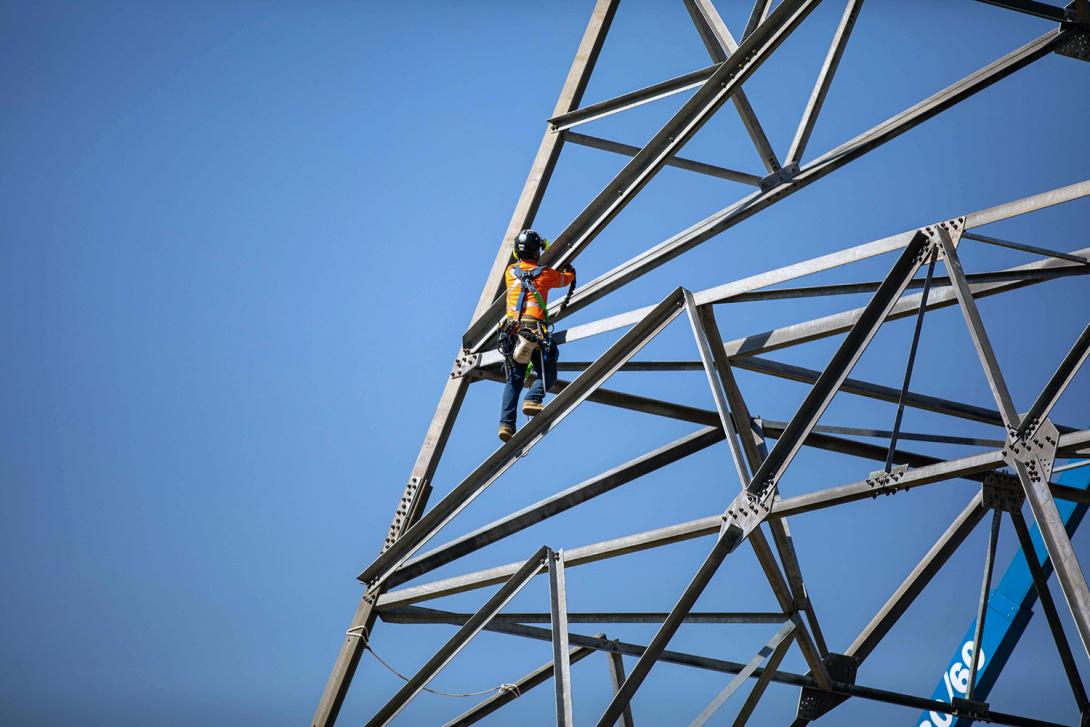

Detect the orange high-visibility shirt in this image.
[504,260,575,322]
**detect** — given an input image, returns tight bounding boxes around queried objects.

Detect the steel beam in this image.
[471,371,717,427]
[786,0,864,165]
[762,419,1004,448]
[563,131,762,185]
[685,291,751,489]
[689,618,799,726]
[764,423,960,473]
[548,549,574,726]
[967,509,1002,702]
[769,517,830,656]
[548,64,718,132]
[607,653,635,727]
[366,547,548,727]
[553,361,704,372]
[961,231,1090,265]
[935,225,1020,427]
[1009,510,1089,712]
[1017,323,1090,437]
[380,609,787,626]
[1051,482,1090,504]
[965,179,1090,228]
[973,0,1070,21]
[695,303,830,682]
[697,306,765,469]
[743,0,774,40]
[748,524,802,624]
[885,254,937,473]
[360,289,686,587]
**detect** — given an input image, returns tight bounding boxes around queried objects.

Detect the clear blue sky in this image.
[2,1,1088,725]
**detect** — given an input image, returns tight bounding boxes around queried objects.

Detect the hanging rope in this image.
[355,632,522,699]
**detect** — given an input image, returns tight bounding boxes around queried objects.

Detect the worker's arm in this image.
[538,266,575,289]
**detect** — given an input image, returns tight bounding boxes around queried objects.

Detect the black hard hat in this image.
[513,229,546,259]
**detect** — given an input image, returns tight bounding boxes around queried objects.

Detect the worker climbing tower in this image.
[315,1,1090,724]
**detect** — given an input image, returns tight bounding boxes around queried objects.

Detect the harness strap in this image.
[511,265,549,326]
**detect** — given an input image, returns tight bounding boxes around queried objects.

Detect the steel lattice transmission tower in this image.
[314,1,1090,725]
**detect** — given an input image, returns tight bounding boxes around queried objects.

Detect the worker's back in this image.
[504,259,574,322]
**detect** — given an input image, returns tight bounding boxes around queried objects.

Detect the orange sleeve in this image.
[536,267,575,291]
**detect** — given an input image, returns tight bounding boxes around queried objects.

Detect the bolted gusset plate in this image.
[795,653,857,720]
[720,486,775,540]
[450,351,481,379]
[923,216,965,259]
[759,162,800,191]
[1003,418,1060,485]
[1057,31,1090,62]
[982,470,1025,512]
[865,464,908,499]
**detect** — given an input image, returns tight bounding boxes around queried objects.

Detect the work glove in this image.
[560,263,575,275]
[498,317,518,334]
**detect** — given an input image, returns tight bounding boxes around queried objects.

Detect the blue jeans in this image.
[500,338,558,429]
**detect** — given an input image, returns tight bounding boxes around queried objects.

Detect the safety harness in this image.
[512,266,550,327]
[498,265,555,381]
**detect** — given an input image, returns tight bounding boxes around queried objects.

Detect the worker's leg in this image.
[525,340,557,405]
[500,360,526,429]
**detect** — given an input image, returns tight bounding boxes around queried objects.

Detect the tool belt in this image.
[498,317,551,366]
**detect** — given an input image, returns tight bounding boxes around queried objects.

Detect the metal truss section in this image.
[314,2,1090,725]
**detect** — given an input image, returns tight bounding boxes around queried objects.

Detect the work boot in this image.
[522,400,544,417]
[498,423,515,442]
